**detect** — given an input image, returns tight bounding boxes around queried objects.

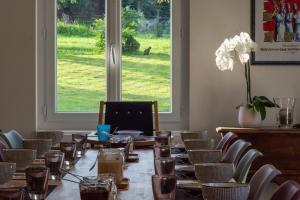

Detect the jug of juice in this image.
[98,148,124,185]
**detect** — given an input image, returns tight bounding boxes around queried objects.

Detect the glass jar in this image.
[98,149,124,185]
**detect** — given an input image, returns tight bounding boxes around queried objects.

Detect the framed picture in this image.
[251,0,300,64]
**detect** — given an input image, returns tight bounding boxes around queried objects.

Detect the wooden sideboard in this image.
[216,127,300,183]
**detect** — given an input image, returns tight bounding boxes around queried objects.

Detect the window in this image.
[38,0,188,129]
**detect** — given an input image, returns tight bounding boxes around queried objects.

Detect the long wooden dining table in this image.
[47,149,154,200]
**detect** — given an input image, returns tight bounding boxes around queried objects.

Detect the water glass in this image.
[45,151,65,180]
[153,145,171,158]
[25,167,49,200]
[152,175,177,200]
[154,157,175,176]
[72,133,88,157]
[274,97,295,127]
[60,142,77,166]
[155,135,170,146]
[0,188,24,200]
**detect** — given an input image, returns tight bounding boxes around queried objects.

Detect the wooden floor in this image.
[47,149,154,200]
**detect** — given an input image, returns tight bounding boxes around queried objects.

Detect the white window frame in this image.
[37,0,188,130]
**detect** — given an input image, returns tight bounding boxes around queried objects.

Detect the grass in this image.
[57,34,171,112]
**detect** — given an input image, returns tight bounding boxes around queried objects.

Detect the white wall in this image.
[0,0,36,138]
[190,0,300,138]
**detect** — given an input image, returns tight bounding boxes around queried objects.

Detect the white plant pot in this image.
[238,106,262,128]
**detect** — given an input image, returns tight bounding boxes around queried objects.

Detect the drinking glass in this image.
[274,97,295,127]
[154,157,175,176]
[155,135,170,146]
[60,142,77,166]
[25,167,49,200]
[45,151,65,180]
[153,145,171,158]
[72,134,88,157]
[0,188,24,200]
[152,175,177,200]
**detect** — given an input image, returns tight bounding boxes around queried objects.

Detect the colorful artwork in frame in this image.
[251,0,300,64]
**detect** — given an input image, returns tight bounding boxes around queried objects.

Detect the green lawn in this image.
[57,34,171,112]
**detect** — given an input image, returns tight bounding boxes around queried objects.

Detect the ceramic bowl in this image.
[2,149,37,171]
[23,139,52,157]
[183,139,211,151]
[36,131,64,147]
[0,162,16,186]
[181,130,208,141]
[194,163,235,183]
[187,149,222,164]
[202,182,250,200]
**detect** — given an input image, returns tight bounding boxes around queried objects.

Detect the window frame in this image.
[37,0,187,130]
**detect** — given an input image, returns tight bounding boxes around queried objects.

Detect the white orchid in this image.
[216,32,257,105]
[215,32,257,69]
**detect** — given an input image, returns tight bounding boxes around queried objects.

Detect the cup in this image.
[25,167,49,200]
[45,151,65,180]
[72,134,88,157]
[154,157,175,176]
[152,175,177,200]
[60,142,77,166]
[274,97,295,127]
[153,145,171,158]
[0,188,25,200]
[79,179,110,200]
[155,135,170,146]
[97,125,111,142]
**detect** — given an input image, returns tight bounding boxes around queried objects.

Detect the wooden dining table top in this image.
[47,149,154,200]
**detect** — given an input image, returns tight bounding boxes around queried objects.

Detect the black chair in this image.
[98,101,159,136]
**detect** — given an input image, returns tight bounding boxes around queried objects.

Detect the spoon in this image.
[89,150,101,172]
[60,168,84,181]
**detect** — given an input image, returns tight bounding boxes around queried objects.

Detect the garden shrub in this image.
[122,27,140,52]
[57,20,95,37]
[93,18,106,52]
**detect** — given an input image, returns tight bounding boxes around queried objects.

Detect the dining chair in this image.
[233,149,263,183]
[249,164,282,200]
[271,180,300,200]
[98,101,159,136]
[0,139,9,161]
[0,130,24,149]
[216,132,238,154]
[181,130,209,141]
[221,139,251,166]
[292,190,300,200]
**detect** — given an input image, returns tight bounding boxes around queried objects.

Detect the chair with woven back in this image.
[98,101,159,136]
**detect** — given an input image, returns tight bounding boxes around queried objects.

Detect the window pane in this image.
[121,0,171,112]
[56,0,106,112]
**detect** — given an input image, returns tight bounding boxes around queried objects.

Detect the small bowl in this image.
[0,162,16,186]
[23,139,52,157]
[202,182,250,200]
[187,149,222,164]
[194,163,235,183]
[2,149,37,171]
[181,131,208,141]
[183,139,211,150]
[36,131,64,147]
